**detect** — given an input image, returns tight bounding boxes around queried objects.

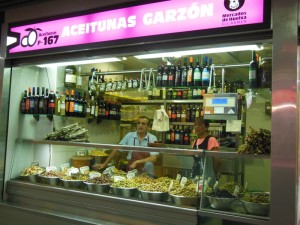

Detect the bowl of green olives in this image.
[241,192,270,216]
[138,183,169,202]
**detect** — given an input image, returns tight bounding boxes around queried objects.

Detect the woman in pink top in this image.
[192,118,221,185]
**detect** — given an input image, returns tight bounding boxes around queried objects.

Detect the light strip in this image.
[37,57,121,67]
[134,45,264,59]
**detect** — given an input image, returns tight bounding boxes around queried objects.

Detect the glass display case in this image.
[5,41,272,224]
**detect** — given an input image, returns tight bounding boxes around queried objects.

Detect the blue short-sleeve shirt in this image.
[119,131,158,160]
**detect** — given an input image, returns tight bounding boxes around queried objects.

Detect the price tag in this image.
[180,177,187,188]
[127,172,135,180]
[168,180,174,192]
[60,163,70,172]
[80,166,90,175]
[213,181,219,190]
[114,176,126,182]
[89,172,101,179]
[176,174,181,182]
[67,167,79,176]
[46,166,57,172]
[233,185,240,197]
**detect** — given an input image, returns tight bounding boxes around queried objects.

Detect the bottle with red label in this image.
[47,90,55,114]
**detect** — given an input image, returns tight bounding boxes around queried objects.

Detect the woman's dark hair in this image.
[195,117,210,128]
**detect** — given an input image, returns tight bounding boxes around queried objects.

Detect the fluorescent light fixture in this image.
[134,45,263,59]
[37,57,121,67]
[7,36,17,46]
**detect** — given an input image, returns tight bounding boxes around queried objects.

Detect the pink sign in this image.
[8,0,265,54]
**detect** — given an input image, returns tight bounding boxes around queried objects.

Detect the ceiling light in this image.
[37,57,121,67]
[134,45,263,59]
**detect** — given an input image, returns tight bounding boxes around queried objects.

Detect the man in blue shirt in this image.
[93,116,158,175]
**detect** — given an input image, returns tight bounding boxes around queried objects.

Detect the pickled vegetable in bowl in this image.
[169,183,199,198]
[20,165,45,176]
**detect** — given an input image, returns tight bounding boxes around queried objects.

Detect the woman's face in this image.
[194,122,206,137]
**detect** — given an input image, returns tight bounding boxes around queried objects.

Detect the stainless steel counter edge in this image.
[6,180,198,225]
[18,138,271,159]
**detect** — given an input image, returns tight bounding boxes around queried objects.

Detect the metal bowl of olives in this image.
[111,186,138,198]
[170,194,199,207]
[139,190,169,202]
[60,179,84,189]
[39,175,60,186]
[206,196,237,210]
[241,192,270,216]
[84,182,110,193]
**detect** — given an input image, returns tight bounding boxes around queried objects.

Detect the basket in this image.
[72,156,93,168]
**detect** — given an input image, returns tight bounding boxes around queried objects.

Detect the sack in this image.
[152,105,169,132]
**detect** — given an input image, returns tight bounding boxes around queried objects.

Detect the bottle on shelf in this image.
[74,91,79,116]
[168,63,176,87]
[176,104,182,122]
[68,89,75,116]
[64,65,77,88]
[181,107,187,122]
[162,64,169,87]
[187,56,194,86]
[94,96,99,118]
[191,104,196,122]
[180,126,184,145]
[181,57,188,86]
[38,87,44,114]
[76,66,82,90]
[193,56,202,86]
[202,56,210,86]
[170,126,175,144]
[85,96,91,118]
[33,87,39,114]
[28,87,34,114]
[43,88,49,114]
[25,89,30,114]
[171,105,177,122]
[174,60,182,87]
[249,50,259,89]
[20,90,27,114]
[82,92,87,117]
[165,128,171,144]
[156,64,163,87]
[77,92,83,117]
[65,89,70,116]
[183,127,191,145]
[54,91,61,115]
[186,104,191,122]
[47,90,55,114]
[175,126,181,144]
[60,92,66,116]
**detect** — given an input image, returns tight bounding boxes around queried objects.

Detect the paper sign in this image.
[226,120,242,132]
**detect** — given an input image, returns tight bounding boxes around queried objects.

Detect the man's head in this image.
[136,116,150,134]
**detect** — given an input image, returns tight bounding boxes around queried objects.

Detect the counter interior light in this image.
[134,45,264,59]
[37,57,121,67]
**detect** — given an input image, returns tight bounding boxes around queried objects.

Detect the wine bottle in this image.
[65,89,70,116]
[187,57,194,86]
[94,97,99,118]
[249,50,259,88]
[43,88,49,114]
[47,91,55,114]
[90,95,95,117]
[54,91,61,115]
[202,56,210,86]
[162,64,169,87]
[64,65,77,88]
[74,91,79,116]
[168,63,176,87]
[34,87,39,114]
[175,126,180,144]
[60,92,66,116]
[38,87,44,114]
[68,89,75,116]
[77,92,83,117]
[82,92,87,117]
[176,104,182,122]
[170,126,175,144]
[20,90,27,114]
[193,57,202,86]
[174,60,182,87]
[156,64,163,87]
[29,87,34,114]
[25,89,30,114]
[181,57,188,86]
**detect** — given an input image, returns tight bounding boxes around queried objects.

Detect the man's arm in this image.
[129,155,158,169]
[93,149,119,170]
